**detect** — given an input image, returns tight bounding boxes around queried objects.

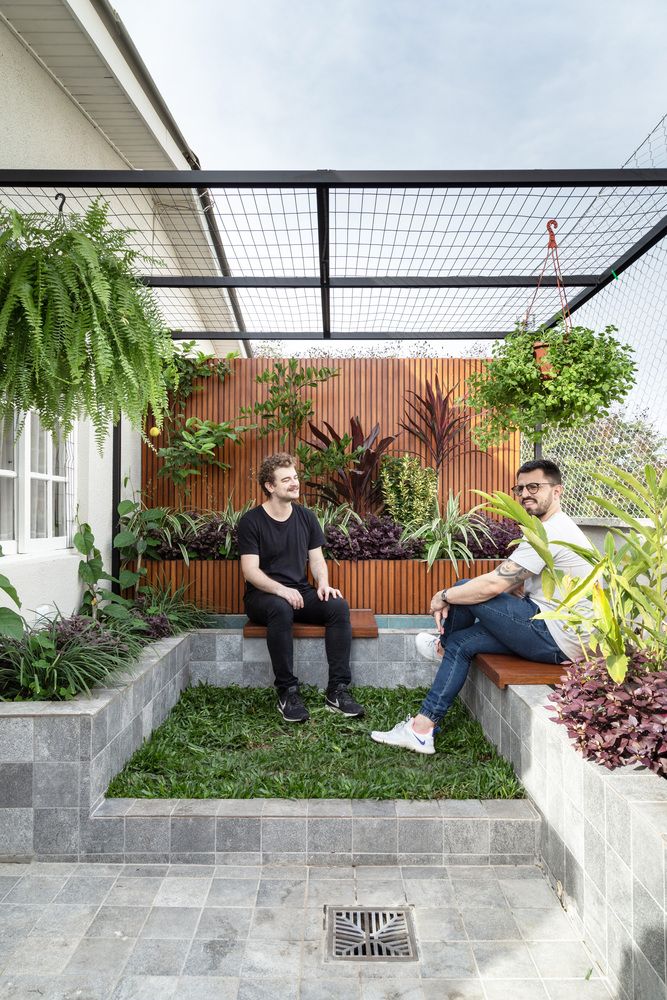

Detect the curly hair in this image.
[257,453,297,497]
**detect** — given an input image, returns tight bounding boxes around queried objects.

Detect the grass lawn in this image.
[108,685,522,800]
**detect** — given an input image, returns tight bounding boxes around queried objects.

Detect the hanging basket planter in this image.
[0,198,176,448]
[464,322,636,448]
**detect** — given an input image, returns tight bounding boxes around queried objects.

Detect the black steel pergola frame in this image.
[4,167,667,583]
[3,168,667,342]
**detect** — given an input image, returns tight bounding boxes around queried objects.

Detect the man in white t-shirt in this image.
[371,460,592,755]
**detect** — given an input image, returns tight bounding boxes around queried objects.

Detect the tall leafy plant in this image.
[304,417,397,516]
[0,200,177,447]
[0,557,23,640]
[400,375,476,485]
[240,359,338,453]
[400,493,493,573]
[379,455,438,526]
[157,417,248,494]
[479,463,667,681]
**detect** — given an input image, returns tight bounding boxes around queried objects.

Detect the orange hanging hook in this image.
[546,219,558,248]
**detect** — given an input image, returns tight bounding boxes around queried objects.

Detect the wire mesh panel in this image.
[533,134,667,517]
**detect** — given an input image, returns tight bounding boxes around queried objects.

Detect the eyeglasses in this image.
[511,482,556,496]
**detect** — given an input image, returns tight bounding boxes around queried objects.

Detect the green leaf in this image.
[103,603,131,620]
[0,573,21,608]
[113,531,137,548]
[117,499,138,516]
[0,606,24,639]
[118,569,141,589]
[606,651,629,683]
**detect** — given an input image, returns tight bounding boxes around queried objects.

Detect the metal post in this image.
[111,421,121,593]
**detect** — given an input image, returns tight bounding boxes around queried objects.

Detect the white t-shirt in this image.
[510,510,593,662]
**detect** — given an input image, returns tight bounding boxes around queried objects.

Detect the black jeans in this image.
[244,585,352,695]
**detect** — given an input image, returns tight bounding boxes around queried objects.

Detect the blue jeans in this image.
[419,580,567,725]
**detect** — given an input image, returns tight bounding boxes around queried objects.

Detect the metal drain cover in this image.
[326,907,417,961]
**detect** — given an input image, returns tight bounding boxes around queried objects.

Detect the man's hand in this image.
[317,584,343,602]
[429,589,449,633]
[277,586,304,609]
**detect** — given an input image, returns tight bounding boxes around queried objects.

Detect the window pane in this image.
[31,414,48,474]
[53,481,67,537]
[53,424,66,478]
[0,416,15,472]
[0,478,14,541]
[30,479,48,538]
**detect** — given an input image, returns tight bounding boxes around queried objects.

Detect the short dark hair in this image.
[258,453,297,497]
[516,459,562,484]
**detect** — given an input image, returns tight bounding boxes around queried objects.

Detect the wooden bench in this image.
[472,652,570,689]
[243,608,379,639]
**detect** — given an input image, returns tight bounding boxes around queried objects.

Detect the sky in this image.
[111,0,667,171]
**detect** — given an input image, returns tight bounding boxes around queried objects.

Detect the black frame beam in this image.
[4,168,667,188]
[168,330,511,340]
[147,274,599,289]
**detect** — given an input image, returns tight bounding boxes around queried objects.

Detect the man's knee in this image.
[265,597,294,624]
[325,596,350,623]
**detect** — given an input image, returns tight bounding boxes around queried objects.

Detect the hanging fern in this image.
[0,199,177,449]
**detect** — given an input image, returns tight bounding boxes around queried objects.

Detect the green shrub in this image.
[379,455,438,526]
[401,492,493,573]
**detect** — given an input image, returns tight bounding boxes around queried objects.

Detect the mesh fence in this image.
[532,117,667,517]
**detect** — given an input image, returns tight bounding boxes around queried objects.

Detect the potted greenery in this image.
[0,199,176,445]
[465,322,636,449]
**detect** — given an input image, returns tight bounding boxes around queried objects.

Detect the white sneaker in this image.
[415,632,443,663]
[370,718,435,755]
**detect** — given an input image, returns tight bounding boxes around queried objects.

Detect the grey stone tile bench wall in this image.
[0,629,539,871]
[460,666,667,1000]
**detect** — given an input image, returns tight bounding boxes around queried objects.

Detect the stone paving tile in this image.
[0,860,613,999]
[173,976,238,999]
[3,876,68,905]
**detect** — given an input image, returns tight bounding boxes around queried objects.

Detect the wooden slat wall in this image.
[144,558,500,615]
[142,357,519,613]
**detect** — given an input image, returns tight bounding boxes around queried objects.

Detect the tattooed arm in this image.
[430,559,534,612]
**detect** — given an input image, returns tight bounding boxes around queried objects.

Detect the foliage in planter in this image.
[154,500,255,560]
[0,200,176,447]
[311,502,362,540]
[0,614,144,701]
[157,417,248,493]
[114,496,202,592]
[304,416,398,516]
[399,375,477,479]
[400,492,493,573]
[324,515,425,561]
[128,582,210,638]
[481,463,667,682]
[465,322,636,448]
[548,656,667,775]
[239,358,338,453]
[467,514,522,560]
[379,454,438,526]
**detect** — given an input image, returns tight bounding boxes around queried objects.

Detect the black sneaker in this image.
[325,684,365,718]
[277,686,309,723]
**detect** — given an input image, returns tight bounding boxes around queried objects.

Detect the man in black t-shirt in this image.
[237,452,365,723]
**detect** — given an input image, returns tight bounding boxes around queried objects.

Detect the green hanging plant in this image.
[464,322,636,450]
[0,199,177,448]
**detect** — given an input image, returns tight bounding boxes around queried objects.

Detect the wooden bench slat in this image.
[243,608,378,639]
[473,652,570,689]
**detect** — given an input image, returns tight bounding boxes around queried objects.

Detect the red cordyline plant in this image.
[549,655,667,775]
[304,416,397,516]
[400,375,476,476]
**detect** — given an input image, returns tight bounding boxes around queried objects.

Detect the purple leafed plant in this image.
[467,515,522,560]
[324,516,425,561]
[549,656,667,776]
[400,374,476,474]
[53,615,132,654]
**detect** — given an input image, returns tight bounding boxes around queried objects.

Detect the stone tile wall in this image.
[0,635,190,863]
[460,667,667,1000]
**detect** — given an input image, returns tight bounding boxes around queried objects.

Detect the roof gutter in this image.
[91,0,249,354]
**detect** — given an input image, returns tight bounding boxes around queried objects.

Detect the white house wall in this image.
[0,18,235,620]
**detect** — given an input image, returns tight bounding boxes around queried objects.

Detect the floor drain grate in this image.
[326,906,418,961]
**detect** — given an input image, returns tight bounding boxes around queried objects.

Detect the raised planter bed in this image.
[143,558,499,615]
[460,665,667,1000]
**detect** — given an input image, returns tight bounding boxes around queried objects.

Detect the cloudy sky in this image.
[112,0,667,170]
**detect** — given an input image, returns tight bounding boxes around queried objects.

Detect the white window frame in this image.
[0,435,18,554]
[2,413,76,555]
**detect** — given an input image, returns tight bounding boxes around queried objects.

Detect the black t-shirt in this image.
[237,504,326,594]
